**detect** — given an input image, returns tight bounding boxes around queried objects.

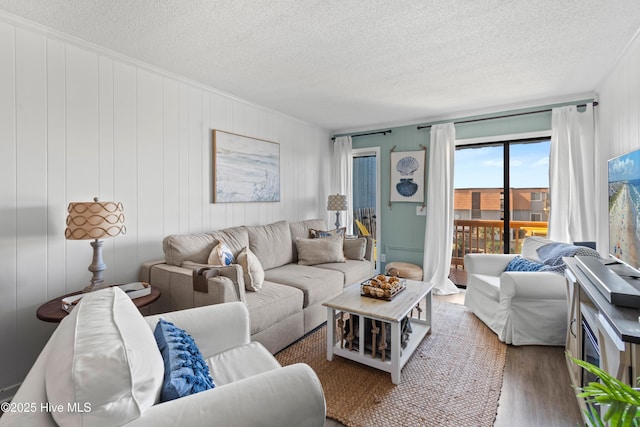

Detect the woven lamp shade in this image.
[327,194,347,211]
[65,199,126,240]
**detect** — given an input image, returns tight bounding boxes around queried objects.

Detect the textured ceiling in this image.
[1,1,640,131]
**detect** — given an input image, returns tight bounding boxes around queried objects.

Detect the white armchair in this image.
[464,252,568,345]
[0,288,326,427]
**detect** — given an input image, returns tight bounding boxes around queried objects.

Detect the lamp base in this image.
[83,239,108,293]
[334,211,341,229]
[83,282,112,292]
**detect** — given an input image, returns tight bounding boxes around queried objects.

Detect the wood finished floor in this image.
[325,291,584,427]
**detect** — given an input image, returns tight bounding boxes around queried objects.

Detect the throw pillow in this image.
[520,236,554,262]
[343,237,367,260]
[207,241,234,266]
[153,318,215,402]
[237,246,265,292]
[505,256,550,272]
[296,235,346,266]
[309,227,346,239]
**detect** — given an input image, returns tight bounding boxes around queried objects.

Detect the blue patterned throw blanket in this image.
[536,242,600,272]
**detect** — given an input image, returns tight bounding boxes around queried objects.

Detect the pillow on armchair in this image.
[537,242,600,266]
[520,236,554,262]
[154,318,215,402]
[514,240,601,273]
[505,256,553,272]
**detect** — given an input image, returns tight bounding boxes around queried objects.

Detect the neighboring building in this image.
[454,188,549,222]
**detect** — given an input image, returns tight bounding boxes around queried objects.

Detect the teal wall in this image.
[347,101,592,271]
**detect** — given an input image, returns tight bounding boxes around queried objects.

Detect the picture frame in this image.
[390,150,425,203]
[212,130,280,203]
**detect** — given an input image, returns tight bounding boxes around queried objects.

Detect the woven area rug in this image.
[275,301,506,427]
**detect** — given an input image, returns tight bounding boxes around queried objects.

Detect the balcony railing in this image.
[451,219,548,269]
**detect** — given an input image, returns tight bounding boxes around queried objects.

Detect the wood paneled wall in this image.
[596,31,640,256]
[0,17,330,396]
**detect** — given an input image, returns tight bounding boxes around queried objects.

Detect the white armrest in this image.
[500,271,567,299]
[144,302,250,358]
[464,253,518,276]
[127,364,326,427]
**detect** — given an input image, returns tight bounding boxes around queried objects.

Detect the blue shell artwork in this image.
[396,178,418,197]
[396,156,419,176]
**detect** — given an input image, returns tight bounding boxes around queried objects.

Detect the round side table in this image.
[36,286,161,323]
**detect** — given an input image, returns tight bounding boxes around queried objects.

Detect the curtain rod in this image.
[416,101,599,130]
[331,129,392,141]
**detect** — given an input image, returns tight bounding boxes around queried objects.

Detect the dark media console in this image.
[575,255,640,308]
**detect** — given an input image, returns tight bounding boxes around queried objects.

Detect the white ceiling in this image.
[1,1,640,132]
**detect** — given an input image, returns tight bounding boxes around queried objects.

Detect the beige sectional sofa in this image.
[140,219,374,353]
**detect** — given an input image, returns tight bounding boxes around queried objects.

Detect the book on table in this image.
[62,282,151,312]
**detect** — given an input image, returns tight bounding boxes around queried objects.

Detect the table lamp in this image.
[327,194,348,229]
[65,197,126,292]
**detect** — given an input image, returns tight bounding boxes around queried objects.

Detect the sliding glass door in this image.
[452,138,550,268]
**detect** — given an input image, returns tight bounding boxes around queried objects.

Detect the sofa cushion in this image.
[315,259,373,286]
[343,237,367,261]
[153,319,215,402]
[45,287,164,426]
[264,264,343,307]
[206,342,281,386]
[245,282,303,335]
[289,219,327,262]
[207,241,235,266]
[163,233,217,266]
[296,235,346,266]
[238,246,265,291]
[210,226,249,259]
[247,221,294,270]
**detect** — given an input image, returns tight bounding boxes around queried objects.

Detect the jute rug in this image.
[275,301,506,427]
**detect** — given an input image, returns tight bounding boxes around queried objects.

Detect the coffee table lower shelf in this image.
[327,316,431,384]
[324,279,434,385]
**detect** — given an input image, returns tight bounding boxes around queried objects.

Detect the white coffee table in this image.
[324,279,433,384]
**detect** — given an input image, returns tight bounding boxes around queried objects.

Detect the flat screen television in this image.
[608,148,640,273]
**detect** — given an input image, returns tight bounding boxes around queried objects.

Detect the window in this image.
[471,192,481,218]
[531,192,542,201]
[530,213,542,221]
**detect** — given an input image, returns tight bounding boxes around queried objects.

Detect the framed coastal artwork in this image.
[212,130,280,203]
[390,150,425,203]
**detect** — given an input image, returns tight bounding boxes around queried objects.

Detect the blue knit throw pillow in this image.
[505,256,550,272]
[153,318,215,402]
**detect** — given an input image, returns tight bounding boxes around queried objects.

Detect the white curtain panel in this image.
[331,136,353,233]
[548,104,596,243]
[423,123,459,295]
